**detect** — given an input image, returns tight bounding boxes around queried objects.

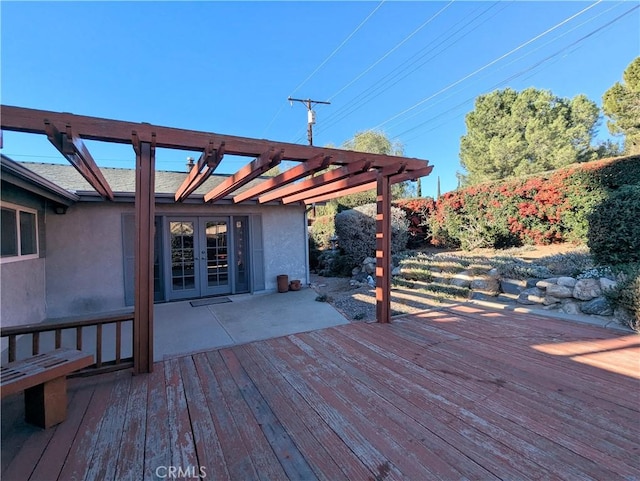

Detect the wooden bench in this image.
[1,348,94,428]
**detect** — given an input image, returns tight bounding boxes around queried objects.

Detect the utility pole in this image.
[288,97,330,146]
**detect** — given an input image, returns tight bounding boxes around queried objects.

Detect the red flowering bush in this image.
[427,155,639,249]
[393,198,436,248]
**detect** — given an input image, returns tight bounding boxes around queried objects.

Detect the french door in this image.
[166,217,248,300]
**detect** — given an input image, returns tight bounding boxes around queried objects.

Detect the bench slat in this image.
[1,348,94,398]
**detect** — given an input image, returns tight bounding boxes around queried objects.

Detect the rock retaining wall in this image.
[350,257,634,328]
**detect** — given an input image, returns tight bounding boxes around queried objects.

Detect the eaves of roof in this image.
[1,155,79,206]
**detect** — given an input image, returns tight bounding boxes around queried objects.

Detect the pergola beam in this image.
[45,121,114,200]
[258,160,371,204]
[174,141,225,201]
[1,105,428,171]
[232,153,331,203]
[301,164,434,205]
[282,163,406,205]
[204,148,284,203]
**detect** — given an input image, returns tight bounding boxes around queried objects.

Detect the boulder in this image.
[451,270,473,288]
[599,277,618,292]
[543,296,561,305]
[500,278,527,295]
[517,287,545,305]
[391,266,401,276]
[560,301,581,315]
[351,266,361,277]
[488,268,500,279]
[470,277,500,296]
[536,278,558,289]
[545,284,574,299]
[362,259,376,275]
[580,297,613,316]
[573,278,602,301]
[557,276,577,288]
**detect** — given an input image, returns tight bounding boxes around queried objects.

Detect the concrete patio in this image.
[153,287,349,361]
[1,288,349,366]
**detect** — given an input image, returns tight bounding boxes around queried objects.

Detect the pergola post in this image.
[133,136,155,374]
[375,171,391,323]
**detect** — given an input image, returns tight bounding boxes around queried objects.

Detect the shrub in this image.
[309,215,335,250]
[334,203,409,266]
[602,263,640,331]
[393,198,436,248]
[316,250,352,277]
[428,155,640,249]
[588,185,640,265]
[538,247,594,276]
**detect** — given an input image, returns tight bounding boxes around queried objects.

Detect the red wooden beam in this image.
[376,171,392,324]
[232,153,331,203]
[132,132,155,374]
[204,148,284,202]
[281,163,405,204]
[302,182,376,205]
[258,160,371,204]
[44,121,114,200]
[282,170,378,205]
[174,142,225,201]
[1,105,430,171]
[301,165,432,204]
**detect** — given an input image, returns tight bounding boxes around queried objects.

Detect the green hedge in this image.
[427,155,640,249]
[588,185,640,265]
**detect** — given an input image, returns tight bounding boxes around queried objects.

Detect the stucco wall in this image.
[261,207,308,291]
[44,202,130,317]
[0,258,46,326]
[1,182,47,327]
[44,201,307,317]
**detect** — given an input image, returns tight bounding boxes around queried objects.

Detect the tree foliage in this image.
[459,87,600,185]
[342,129,404,156]
[603,56,640,154]
[331,130,410,208]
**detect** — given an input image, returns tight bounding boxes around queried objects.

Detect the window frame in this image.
[0,202,39,263]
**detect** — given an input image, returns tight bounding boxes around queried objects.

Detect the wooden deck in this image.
[2,305,639,481]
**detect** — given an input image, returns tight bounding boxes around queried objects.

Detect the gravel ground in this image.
[309,273,444,322]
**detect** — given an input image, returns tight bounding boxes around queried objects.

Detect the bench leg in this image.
[24,376,67,428]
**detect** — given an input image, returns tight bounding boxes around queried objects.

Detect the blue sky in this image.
[2,1,638,196]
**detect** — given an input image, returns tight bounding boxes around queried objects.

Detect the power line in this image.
[288,1,386,99]
[394,2,637,144]
[372,0,603,131]
[310,1,506,140]
[387,1,626,137]
[326,0,456,103]
[264,1,385,139]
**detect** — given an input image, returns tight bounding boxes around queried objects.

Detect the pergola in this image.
[0,105,433,373]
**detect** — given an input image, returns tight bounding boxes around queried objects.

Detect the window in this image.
[1,203,38,261]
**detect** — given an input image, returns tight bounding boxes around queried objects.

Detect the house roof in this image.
[15,161,265,199]
[1,155,80,206]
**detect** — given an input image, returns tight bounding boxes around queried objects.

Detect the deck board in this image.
[2,306,639,481]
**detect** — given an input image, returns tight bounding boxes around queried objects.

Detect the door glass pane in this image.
[205,221,228,287]
[170,221,195,291]
[235,218,249,292]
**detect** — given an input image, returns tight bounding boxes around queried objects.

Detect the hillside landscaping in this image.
[310,155,640,331]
